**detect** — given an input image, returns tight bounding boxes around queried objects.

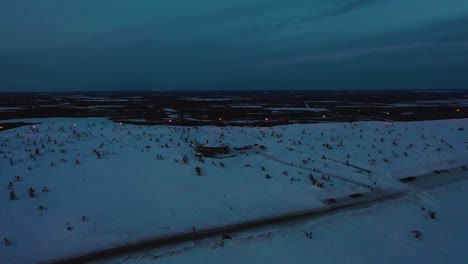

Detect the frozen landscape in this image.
[2,0,468,262]
[0,115,466,263]
[100,180,468,264]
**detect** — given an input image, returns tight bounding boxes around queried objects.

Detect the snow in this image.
[0,118,466,263]
[66,95,130,102]
[183,98,234,101]
[0,107,22,112]
[229,105,264,108]
[267,107,328,112]
[88,105,126,109]
[390,158,467,180]
[110,181,468,264]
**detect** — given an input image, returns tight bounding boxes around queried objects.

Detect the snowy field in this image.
[0,118,467,263]
[103,181,468,264]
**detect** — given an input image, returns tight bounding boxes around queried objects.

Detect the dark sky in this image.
[1,0,468,92]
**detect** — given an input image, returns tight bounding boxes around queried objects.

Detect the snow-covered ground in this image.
[105,181,468,264]
[0,118,466,263]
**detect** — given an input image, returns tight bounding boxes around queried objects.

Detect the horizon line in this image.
[1,88,467,95]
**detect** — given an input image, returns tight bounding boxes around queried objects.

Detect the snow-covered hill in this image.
[0,118,466,263]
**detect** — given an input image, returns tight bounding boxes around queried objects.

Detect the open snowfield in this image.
[0,117,467,263]
[103,181,468,264]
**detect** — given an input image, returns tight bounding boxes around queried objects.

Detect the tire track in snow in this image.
[47,167,467,264]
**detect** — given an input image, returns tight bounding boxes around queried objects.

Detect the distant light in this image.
[0,126,3,129]
[218,118,222,121]
[32,125,36,129]
[386,112,390,115]
[265,118,269,121]
[119,122,123,125]
[73,123,77,127]
[322,115,326,118]
[169,119,172,123]
[457,109,461,112]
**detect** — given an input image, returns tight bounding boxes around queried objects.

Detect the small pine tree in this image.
[428,210,437,219]
[412,230,422,239]
[195,166,202,176]
[9,190,17,200]
[28,187,35,198]
[4,238,13,247]
[92,149,102,159]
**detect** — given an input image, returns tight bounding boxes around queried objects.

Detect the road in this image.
[258,151,378,191]
[46,166,467,264]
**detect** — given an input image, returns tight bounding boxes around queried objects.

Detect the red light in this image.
[169,119,172,123]
[265,118,269,121]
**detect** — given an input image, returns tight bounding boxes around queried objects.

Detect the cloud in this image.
[320,0,375,18]
[1,1,468,91]
[242,40,468,69]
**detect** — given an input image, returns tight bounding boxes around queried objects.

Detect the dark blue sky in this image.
[1,0,468,92]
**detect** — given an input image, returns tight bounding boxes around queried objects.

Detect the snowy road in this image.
[47,167,467,264]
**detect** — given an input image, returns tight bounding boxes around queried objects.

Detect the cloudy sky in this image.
[1,0,468,92]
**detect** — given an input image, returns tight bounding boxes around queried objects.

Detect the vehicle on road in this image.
[349,193,363,198]
[400,176,416,182]
[323,198,337,205]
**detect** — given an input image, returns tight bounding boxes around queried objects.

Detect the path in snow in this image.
[48,167,467,264]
